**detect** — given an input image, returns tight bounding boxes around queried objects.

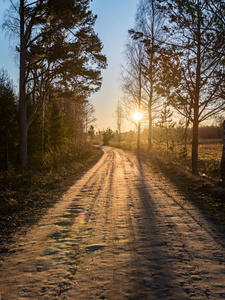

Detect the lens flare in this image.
[77,211,86,225]
[133,111,142,122]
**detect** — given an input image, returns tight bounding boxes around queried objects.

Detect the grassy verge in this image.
[0,146,103,247]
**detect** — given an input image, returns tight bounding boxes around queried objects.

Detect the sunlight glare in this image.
[133,111,143,122]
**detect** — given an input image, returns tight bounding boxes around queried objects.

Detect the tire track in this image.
[113,151,145,299]
[0,148,116,299]
[121,150,225,299]
[1,147,225,299]
[116,149,223,299]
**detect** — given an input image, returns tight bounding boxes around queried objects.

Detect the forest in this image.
[0,0,107,171]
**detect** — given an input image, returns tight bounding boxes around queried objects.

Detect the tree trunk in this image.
[183,115,189,152]
[148,0,154,153]
[118,124,121,144]
[19,0,28,168]
[221,120,225,183]
[148,105,152,152]
[192,0,201,176]
[137,56,142,157]
[41,97,46,155]
[19,114,28,168]
[148,69,153,152]
[137,121,141,156]
[192,116,199,175]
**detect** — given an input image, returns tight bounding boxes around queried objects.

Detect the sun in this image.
[133,111,143,122]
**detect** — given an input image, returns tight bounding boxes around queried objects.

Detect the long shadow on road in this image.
[134,157,209,299]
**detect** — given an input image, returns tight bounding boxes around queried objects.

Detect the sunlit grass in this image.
[111,136,223,180]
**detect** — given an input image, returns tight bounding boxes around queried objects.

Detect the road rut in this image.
[0,147,225,299]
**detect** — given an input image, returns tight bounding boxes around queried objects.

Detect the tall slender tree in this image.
[129,0,165,151]
[47,99,66,151]
[4,0,107,167]
[157,102,175,153]
[157,0,225,175]
[122,37,145,153]
[114,101,123,143]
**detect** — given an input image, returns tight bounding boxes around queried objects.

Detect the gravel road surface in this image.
[0,147,225,299]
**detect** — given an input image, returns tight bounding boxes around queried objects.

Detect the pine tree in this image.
[103,128,114,146]
[47,100,66,152]
[4,0,107,167]
[88,125,95,143]
[0,70,18,170]
[157,103,175,153]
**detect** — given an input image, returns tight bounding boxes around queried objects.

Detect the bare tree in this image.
[83,101,96,144]
[122,37,145,153]
[130,0,166,151]
[114,101,123,143]
[157,0,225,175]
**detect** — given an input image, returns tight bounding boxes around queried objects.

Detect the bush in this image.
[103,128,114,145]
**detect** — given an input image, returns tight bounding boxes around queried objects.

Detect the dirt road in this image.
[1,147,225,299]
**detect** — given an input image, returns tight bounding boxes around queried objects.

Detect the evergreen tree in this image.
[88,125,95,142]
[114,101,123,143]
[0,70,18,169]
[103,128,114,146]
[27,106,43,160]
[47,100,66,152]
[157,103,175,153]
[4,0,107,167]
[62,96,87,149]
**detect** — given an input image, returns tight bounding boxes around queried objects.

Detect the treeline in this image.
[112,124,223,147]
[198,126,223,140]
[121,0,225,175]
[0,0,107,170]
[0,69,97,170]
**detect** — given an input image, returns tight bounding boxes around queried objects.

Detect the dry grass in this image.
[160,141,223,179]
[195,142,222,178]
[112,138,223,181]
[148,139,222,180]
[112,138,223,180]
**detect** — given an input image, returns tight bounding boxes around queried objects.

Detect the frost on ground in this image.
[0,147,225,299]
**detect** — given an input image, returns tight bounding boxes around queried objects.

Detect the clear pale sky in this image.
[89,0,139,130]
[0,0,140,130]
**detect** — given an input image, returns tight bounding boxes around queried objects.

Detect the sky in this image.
[0,0,140,131]
[0,1,19,82]
[89,0,139,130]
